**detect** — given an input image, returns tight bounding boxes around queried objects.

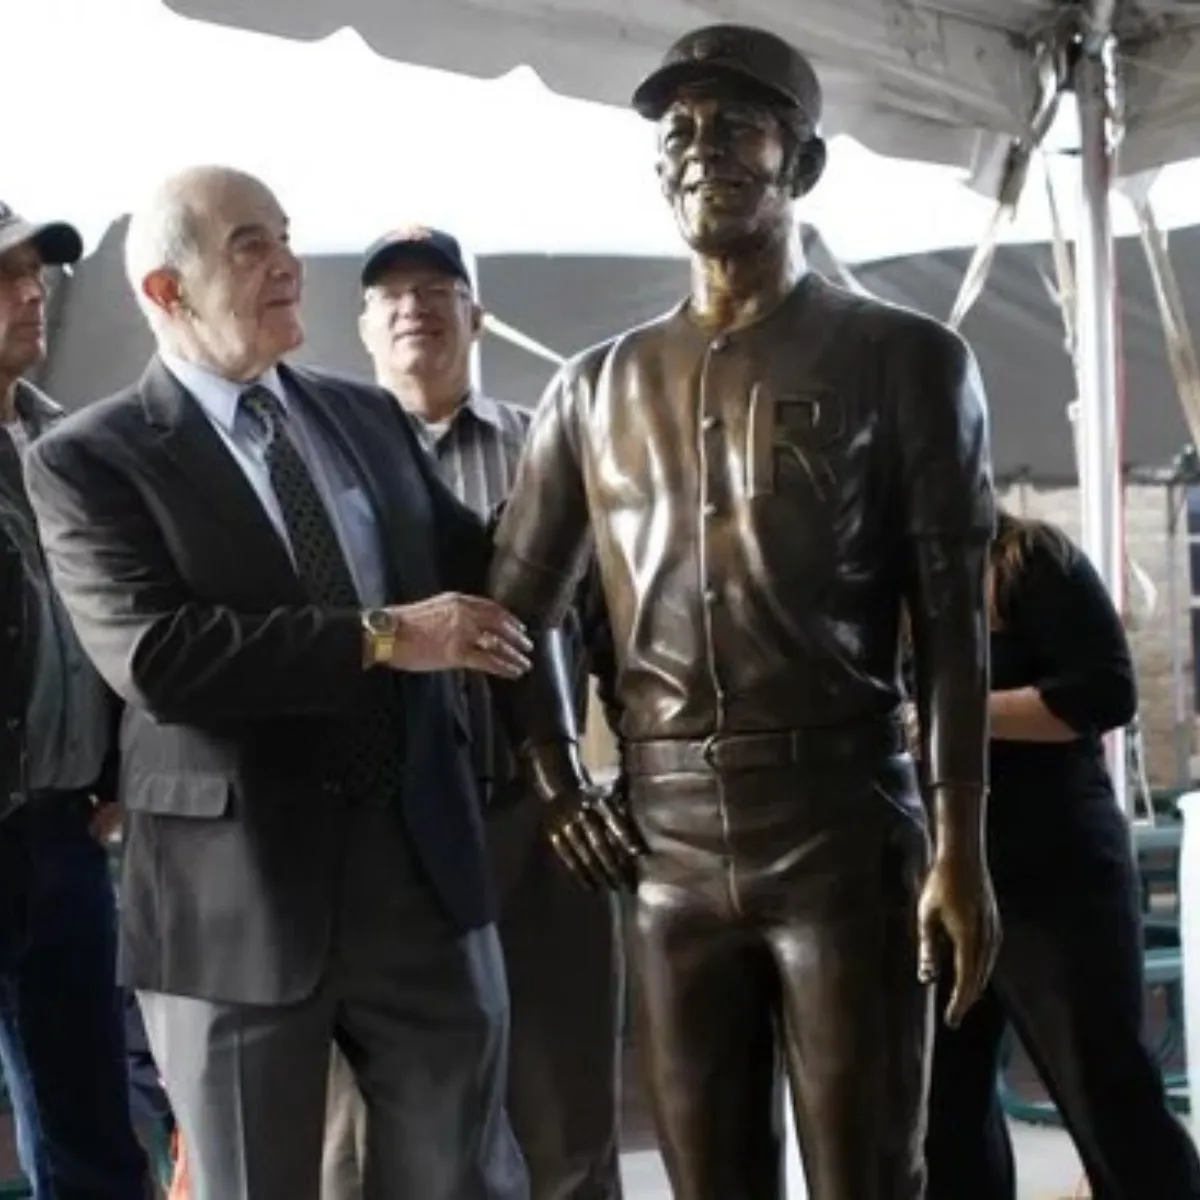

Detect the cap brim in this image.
[360,242,469,289]
[632,59,799,120]
[0,219,83,267]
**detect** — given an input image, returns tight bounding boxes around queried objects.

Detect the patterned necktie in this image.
[240,385,406,806]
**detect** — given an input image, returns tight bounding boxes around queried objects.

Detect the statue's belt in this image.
[624,721,905,776]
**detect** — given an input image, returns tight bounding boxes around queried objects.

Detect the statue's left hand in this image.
[543,778,644,892]
[916,845,1001,1028]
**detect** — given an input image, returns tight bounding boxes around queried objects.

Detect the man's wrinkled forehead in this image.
[198,176,288,239]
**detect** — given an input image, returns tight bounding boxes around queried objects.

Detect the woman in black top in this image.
[923,510,1200,1200]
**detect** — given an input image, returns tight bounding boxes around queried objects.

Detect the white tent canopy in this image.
[7,0,1200,261]
[162,0,1200,181]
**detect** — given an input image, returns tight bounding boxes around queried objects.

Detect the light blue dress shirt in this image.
[159,352,386,608]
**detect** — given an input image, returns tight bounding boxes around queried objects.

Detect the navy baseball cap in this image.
[360,225,471,290]
[0,201,82,266]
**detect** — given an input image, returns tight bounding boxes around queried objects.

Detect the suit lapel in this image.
[282,366,436,604]
[139,356,300,594]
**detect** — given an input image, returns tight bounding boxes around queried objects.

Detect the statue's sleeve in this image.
[892,322,995,791]
[487,369,596,800]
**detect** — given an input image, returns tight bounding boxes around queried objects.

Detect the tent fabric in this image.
[17,3,1200,267]
[163,0,1200,181]
[36,217,1199,485]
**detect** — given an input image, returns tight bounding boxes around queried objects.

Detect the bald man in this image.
[22,165,531,1200]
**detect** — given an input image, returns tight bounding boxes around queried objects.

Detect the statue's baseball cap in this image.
[631,24,822,127]
[0,201,83,267]
[360,226,471,290]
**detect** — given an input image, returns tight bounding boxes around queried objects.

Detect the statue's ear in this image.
[791,135,827,198]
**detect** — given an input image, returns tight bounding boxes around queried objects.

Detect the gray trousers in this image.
[323,1048,365,1199]
[139,806,528,1200]
[323,800,624,1200]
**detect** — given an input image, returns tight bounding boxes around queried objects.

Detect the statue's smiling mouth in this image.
[685,174,749,195]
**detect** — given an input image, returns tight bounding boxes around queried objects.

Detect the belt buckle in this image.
[700,734,723,770]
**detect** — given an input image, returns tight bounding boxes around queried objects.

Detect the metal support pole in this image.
[1168,480,1190,787]
[1073,25,1128,812]
[463,249,482,390]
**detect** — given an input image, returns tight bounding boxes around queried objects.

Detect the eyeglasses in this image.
[372,281,471,306]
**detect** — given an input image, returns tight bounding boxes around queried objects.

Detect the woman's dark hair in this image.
[898,508,1070,663]
[988,508,1071,625]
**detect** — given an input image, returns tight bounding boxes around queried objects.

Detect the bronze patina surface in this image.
[491,25,1000,1199]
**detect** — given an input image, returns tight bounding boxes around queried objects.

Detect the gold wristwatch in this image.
[361,608,398,668]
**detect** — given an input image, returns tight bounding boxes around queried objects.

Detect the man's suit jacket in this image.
[23,357,493,1007]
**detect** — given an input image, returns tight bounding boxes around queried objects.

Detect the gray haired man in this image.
[318,226,625,1200]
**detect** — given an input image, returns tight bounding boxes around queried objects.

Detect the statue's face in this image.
[656,87,794,255]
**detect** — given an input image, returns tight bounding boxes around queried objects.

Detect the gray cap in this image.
[0,201,83,266]
[632,24,822,127]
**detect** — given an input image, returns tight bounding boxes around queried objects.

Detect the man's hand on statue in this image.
[916,843,1001,1028]
[544,783,644,892]
[382,594,532,678]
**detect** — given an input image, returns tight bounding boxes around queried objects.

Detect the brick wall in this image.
[581,483,1193,788]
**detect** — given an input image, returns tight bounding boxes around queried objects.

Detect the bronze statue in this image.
[489,24,1001,1200]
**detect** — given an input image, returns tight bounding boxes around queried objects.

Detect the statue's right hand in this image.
[382,593,532,678]
[543,781,644,892]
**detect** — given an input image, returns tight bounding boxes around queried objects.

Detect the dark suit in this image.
[23,357,528,1200]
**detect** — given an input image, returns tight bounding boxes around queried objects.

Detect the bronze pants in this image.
[626,744,932,1200]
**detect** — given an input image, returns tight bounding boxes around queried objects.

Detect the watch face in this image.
[365,609,393,634]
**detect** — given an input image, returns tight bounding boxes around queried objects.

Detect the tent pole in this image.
[464,249,483,389]
[1073,16,1128,813]
[1168,478,1190,787]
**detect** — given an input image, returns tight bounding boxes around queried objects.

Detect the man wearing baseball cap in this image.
[484,23,1000,1200]
[319,225,624,1200]
[0,203,151,1198]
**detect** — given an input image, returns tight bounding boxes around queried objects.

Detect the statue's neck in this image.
[688,232,806,333]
